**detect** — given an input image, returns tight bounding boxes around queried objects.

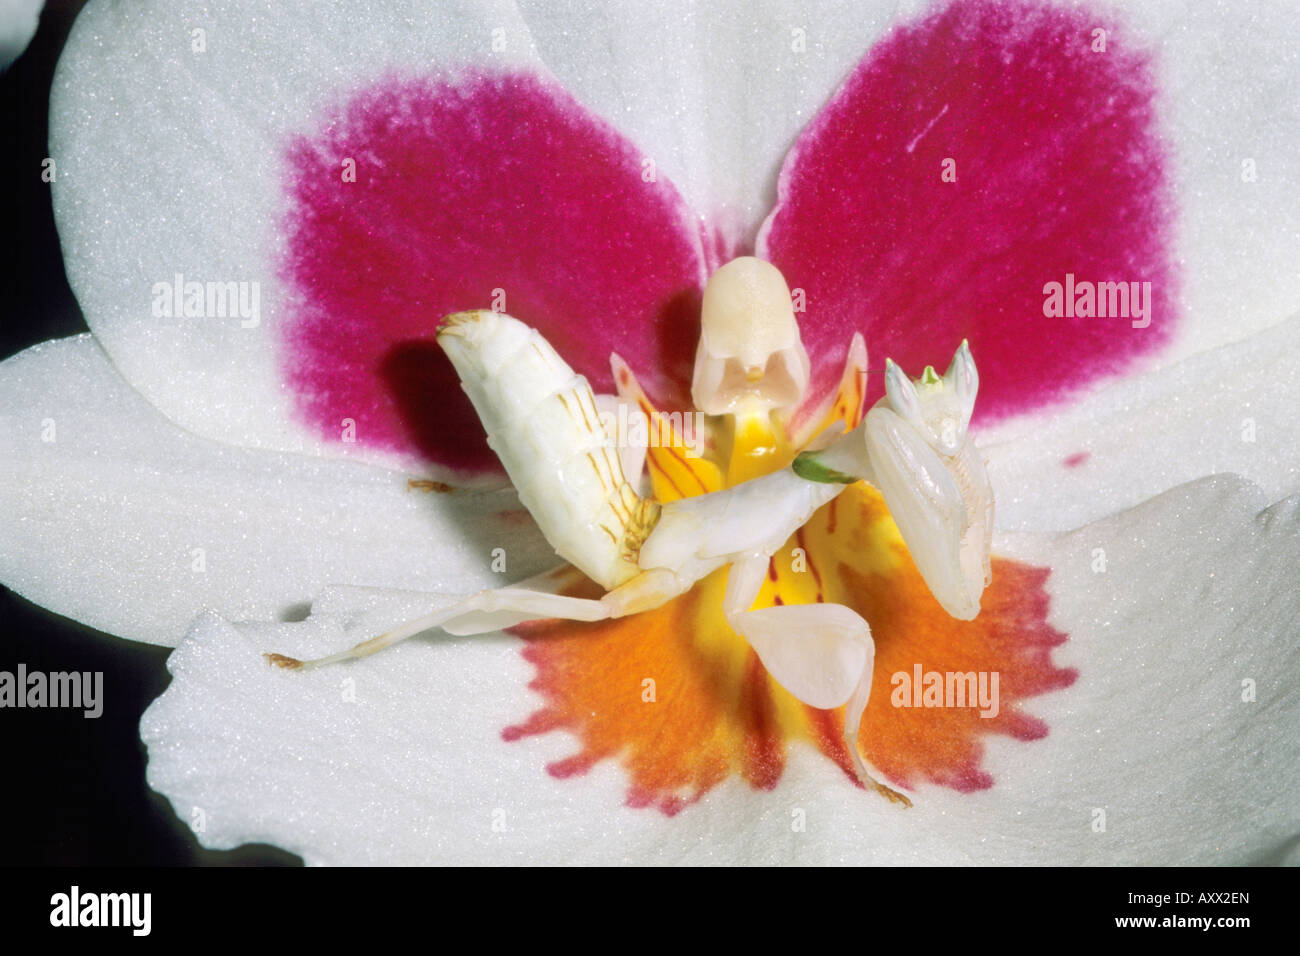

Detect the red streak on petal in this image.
[1062,451,1091,468]
[738,654,786,791]
[802,705,859,785]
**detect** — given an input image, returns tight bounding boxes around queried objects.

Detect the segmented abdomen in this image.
[437,310,659,589]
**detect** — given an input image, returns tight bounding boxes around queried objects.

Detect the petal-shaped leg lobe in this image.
[722,555,870,711]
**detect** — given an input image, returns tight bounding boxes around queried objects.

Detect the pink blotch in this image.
[1063,451,1091,468]
[761,0,1177,424]
[281,72,706,477]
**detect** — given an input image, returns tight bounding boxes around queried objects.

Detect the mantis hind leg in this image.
[264,568,613,671]
[264,565,697,671]
[722,555,912,807]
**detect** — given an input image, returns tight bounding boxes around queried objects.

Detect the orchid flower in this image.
[2,0,1298,865]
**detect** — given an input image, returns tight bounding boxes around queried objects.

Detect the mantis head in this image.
[883,340,978,458]
[793,341,993,621]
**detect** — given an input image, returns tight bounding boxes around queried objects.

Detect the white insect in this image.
[267,257,995,807]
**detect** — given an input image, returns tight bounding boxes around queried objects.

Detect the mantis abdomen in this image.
[437,311,659,590]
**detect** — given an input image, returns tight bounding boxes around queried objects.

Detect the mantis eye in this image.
[691,257,810,416]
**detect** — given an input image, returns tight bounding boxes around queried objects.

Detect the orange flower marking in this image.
[506,348,1075,812]
[795,487,1076,792]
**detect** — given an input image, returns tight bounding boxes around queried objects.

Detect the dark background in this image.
[1,0,299,865]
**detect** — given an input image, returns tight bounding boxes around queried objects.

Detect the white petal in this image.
[520,0,920,239]
[143,474,1298,864]
[1123,1,1300,360]
[49,0,542,471]
[984,313,1300,532]
[0,335,556,645]
[0,0,40,68]
[144,603,648,866]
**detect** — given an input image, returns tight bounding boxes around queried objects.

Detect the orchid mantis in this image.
[267,257,995,806]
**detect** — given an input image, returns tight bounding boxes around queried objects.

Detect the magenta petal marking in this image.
[761,0,1177,423]
[281,72,706,476]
